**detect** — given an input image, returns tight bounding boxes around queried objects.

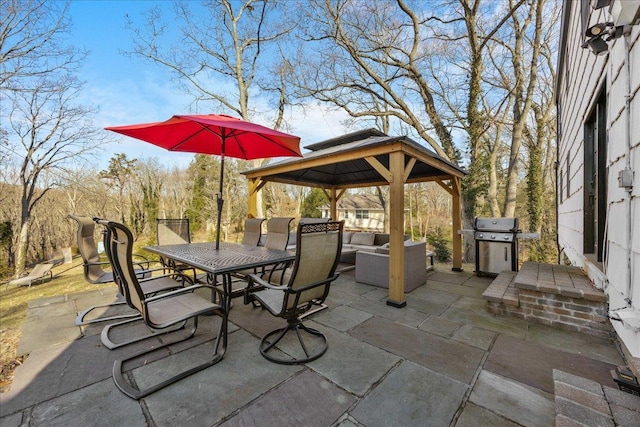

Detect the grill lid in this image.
[474,217,518,232]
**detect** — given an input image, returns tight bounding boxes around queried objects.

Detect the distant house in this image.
[556,1,639,357]
[321,193,390,231]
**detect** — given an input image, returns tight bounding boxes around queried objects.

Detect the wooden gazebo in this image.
[242,129,466,308]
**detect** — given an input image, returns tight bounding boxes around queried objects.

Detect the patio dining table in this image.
[144,241,295,310]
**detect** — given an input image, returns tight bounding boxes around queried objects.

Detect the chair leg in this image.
[112,309,228,400]
[100,316,188,350]
[259,318,327,365]
[75,300,139,326]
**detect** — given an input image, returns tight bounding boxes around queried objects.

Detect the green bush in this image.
[426,228,451,262]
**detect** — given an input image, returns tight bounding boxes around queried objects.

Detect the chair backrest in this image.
[157,218,191,245]
[241,218,264,246]
[285,221,344,309]
[68,214,111,283]
[264,217,294,250]
[99,219,147,317]
[94,217,128,297]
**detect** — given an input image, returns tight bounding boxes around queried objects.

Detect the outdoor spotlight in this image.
[585,22,613,38]
[583,37,610,55]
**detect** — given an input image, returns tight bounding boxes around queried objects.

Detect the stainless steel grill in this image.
[473,217,519,276]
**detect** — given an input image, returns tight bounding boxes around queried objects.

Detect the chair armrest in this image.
[87,260,111,267]
[247,273,288,291]
[143,284,224,306]
[139,271,194,286]
[132,253,149,262]
[288,274,339,294]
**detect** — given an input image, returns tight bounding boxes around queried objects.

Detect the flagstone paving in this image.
[1,266,635,426]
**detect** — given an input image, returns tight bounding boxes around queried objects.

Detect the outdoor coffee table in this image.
[144,242,295,310]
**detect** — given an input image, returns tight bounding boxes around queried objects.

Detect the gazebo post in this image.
[452,177,463,271]
[330,187,338,220]
[387,151,406,308]
[247,178,266,218]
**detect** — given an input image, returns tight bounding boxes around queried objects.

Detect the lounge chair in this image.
[6,263,54,289]
[244,220,343,364]
[102,219,227,400]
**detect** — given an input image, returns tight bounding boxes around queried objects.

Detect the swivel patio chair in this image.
[156,218,204,283]
[69,214,149,326]
[102,219,227,400]
[5,263,54,289]
[244,220,343,364]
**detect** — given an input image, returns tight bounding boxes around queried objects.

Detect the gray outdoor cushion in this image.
[343,231,353,244]
[350,232,375,246]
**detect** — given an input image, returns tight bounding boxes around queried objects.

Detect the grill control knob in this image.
[490,234,496,239]
[477,233,483,239]
[503,235,510,240]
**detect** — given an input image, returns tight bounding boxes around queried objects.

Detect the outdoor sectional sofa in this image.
[355,240,428,292]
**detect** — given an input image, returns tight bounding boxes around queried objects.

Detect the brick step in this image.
[514,262,606,302]
[553,370,640,426]
[482,271,519,306]
[483,262,613,339]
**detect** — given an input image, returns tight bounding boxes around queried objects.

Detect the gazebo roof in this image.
[242,129,466,189]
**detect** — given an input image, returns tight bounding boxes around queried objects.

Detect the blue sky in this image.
[68,1,350,170]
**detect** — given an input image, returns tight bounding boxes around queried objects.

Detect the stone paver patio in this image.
[1,266,637,426]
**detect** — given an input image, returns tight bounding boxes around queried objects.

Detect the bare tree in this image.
[0,0,84,91]
[0,1,103,276]
[99,153,138,224]
[3,75,103,275]
[125,0,297,219]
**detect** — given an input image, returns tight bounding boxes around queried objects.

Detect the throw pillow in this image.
[351,232,375,246]
[343,231,353,244]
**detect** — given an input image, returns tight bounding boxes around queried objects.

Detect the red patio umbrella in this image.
[106,114,302,250]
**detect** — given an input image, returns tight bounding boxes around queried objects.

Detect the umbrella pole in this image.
[216,149,225,251]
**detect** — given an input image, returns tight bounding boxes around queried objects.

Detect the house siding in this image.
[557,1,640,357]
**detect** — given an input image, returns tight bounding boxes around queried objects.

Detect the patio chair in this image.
[264,217,294,250]
[69,214,150,326]
[5,263,54,289]
[156,218,204,283]
[102,219,227,400]
[244,220,343,364]
[233,217,293,285]
[95,218,192,350]
[241,217,265,246]
[228,217,265,293]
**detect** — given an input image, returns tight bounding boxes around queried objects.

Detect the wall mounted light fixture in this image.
[581,22,630,55]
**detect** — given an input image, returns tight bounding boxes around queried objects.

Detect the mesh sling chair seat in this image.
[68,214,151,326]
[156,218,205,283]
[244,221,343,364]
[94,218,193,350]
[101,219,227,400]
